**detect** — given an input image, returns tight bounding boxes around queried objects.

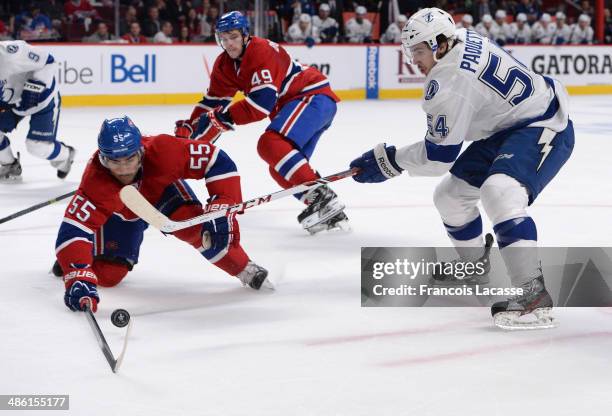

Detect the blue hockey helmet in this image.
[97,116,142,160]
[216,11,249,36]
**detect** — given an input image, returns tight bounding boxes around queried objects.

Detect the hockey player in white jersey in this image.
[550,12,572,45]
[509,13,532,44]
[350,8,574,330]
[532,13,554,44]
[0,41,75,181]
[569,14,594,44]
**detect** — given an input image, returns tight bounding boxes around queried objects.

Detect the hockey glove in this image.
[63,266,100,312]
[350,143,403,183]
[18,80,48,112]
[174,119,195,138]
[200,197,240,261]
[193,107,234,143]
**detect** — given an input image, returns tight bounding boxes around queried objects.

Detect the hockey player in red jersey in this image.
[54,116,270,313]
[175,11,347,234]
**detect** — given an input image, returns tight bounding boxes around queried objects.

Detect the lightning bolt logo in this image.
[537,129,555,171]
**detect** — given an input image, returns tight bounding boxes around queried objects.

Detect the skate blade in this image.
[306,218,351,235]
[0,175,23,183]
[301,199,345,230]
[493,308,558,330]
[261,277,275,290]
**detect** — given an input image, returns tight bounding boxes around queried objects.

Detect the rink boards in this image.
[39,43,612,106]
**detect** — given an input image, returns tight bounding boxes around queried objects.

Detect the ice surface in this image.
[1,96,611,415]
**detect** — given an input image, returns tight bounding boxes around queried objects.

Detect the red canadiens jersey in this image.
[189,36,339,125]
[55,135,241,269]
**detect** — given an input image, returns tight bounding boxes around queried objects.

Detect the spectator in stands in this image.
[29,5,52,31]
[312,3,339,43]
[165,0,188,28]
[456,14,474,30]
[285,13,319,46]
[122,21,148,43]
[153,20,174,43]
[472,0,494,23]
[509,12,532,44]
[142,6,162,38]
[493,9,512,45]
[0,19,12,40]
[605,8,612,44]
[580,0,594,18]
[345,5,371,43]
[532,13,553,44]
[119,5,139,36]
[569,14,594,44]
[84,21,118,42]
[475,14,496,40]
[380,14,407,44]
[200,6,219,41]
[64,0,99,32]
[177,25,192,43]
[284,0,316,25]
[516,0,539,25]
[551,12,571,45]
[184,8,200,37]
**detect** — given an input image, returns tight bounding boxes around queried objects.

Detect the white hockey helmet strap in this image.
[401,8,456,63]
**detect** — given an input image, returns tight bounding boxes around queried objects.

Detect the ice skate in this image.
[0,152,22,182]
[297,185,347,234]
[303,211,351,235]
[51,260,63,277]
[491,275,556,330]
[51,144,75,179]
[431,233,494,285]
[237,261,273,290]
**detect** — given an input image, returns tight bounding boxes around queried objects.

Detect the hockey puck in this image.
[110,309,130,328]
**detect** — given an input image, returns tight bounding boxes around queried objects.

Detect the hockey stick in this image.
[83,305,133,373]
[120,167,359,233]
[0,190,76,226]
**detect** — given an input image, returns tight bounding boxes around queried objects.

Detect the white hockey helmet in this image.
[401,8,456,63]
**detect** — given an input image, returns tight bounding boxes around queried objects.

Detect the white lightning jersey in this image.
[395,29,569,177]
[0,40,58,116]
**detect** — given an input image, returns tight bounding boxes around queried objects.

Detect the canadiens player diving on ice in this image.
[54,116,271,313]
[350,8,574,329]
[175,11,348,235]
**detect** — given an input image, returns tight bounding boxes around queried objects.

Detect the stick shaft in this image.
[121,167,358,233]
[0,190,76,225]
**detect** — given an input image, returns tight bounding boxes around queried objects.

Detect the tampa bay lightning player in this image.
[350,8,574,330]
[0,40,75,181]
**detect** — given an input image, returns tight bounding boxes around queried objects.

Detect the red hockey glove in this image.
[174,119,196,139]
[193,107,234,143]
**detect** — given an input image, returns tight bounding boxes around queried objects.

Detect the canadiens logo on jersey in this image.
[425,80,439,100]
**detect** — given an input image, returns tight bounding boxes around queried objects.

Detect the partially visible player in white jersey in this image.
[569,14,594,44]
[350,8,574,330]
[509,13,532,44]
[532,13,554,44]
[550,12,572,45]
[0,41,75,181]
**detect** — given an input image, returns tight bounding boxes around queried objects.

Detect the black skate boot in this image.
[0,152,22,181]
[297,185,347,234]
[431,233,494,285]
[237,261,273,290]
[52,144,76,179]
[51,260,63,277]
[491,275,556,330]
